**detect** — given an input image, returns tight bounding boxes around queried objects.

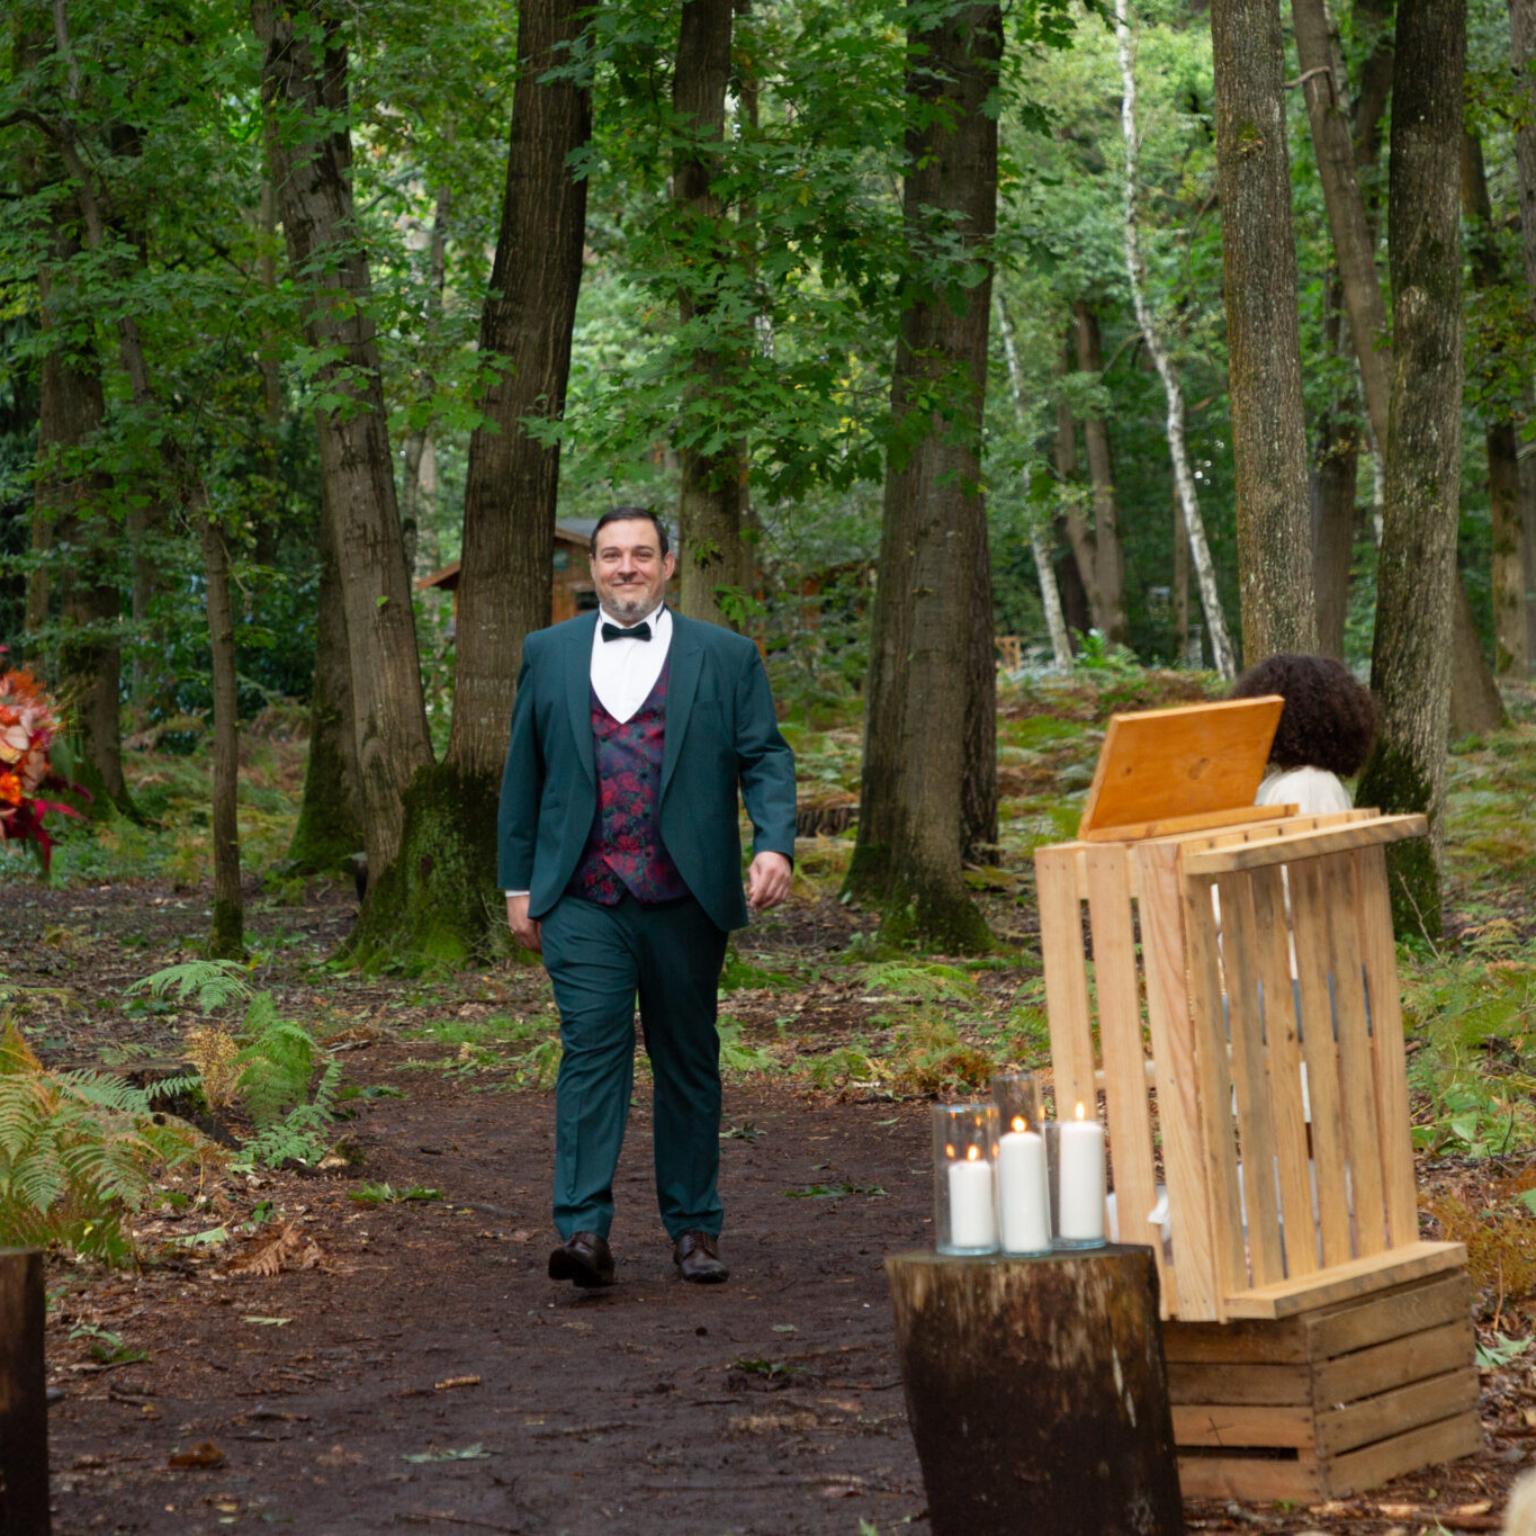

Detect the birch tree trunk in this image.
[1211,0,1316,660]
[845,0,1001,952]
[1356,0,1467,938]
[674,0,748,628]
[1113,0,1236,679]
[995,293,1072,667]
[253,2,433,902]
[349,0,592,963]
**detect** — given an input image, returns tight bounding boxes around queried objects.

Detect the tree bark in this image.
[1462,131,1528,681]
[348,0,592,964]
[0,1249,50,1536]
[845,1,1001,953]
[1211,0,1316,660]
[886,1248,1185,1536]
[962,524,998,862]
[995,293,1071,667]
[1313,274,1359,660]
[253,3,433,901]
[197,499,244,957]
[674,0,748,628]
[1355,0,1467,939]
[1114,0,1236,678]
[1071,303,1130,646]
[288,502,362,874]
[1511,0,1536,671]
[1448,572,1506,738]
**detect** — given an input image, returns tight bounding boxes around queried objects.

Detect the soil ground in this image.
[8,873,1535,1536]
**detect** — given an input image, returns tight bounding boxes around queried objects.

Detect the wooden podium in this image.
[1034,700,1479,1500]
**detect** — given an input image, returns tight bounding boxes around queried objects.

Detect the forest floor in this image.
[4,667,1536,1535]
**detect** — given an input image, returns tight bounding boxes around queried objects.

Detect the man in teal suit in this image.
[499,508,796,1288]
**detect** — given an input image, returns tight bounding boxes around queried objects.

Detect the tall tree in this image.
[253,3,434,899]
[1356,0,1467,937]
[350,0,593,962]
[845,0,1002,952]
[1507,0,1536,669]
[1210,0,1316,659]
[673,0,749,627]
[1461,130,1528,680]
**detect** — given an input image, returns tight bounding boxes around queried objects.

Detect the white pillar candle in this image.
[946,1150,997,1250]
[1057,1105,1106,1242]
[996,1118,1050,1253]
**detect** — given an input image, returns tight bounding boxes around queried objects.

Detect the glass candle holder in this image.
[990,1072,1050,1255]
[933,1104,1000,1255]
[1047,1108,1107,1250]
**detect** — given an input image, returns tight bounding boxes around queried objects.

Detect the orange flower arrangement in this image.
[0,652,85,870]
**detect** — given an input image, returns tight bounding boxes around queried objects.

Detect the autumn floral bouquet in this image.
[0,653,85,871]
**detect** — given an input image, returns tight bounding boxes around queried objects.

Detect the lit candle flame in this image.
[1075,1101,1086,1122]
[945,1144,955,1159]
[966,1145,980,1162]
[1011,1115,1026,1134]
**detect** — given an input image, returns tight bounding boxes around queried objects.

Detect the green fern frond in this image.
[131,959,252,1014]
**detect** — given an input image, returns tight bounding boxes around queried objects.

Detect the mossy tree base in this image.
[342,760,506,972]
[842,842,993,955]
[208,899,245,960]
[1357,741,1441,940]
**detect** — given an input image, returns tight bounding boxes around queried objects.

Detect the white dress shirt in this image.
[505,604,672,897]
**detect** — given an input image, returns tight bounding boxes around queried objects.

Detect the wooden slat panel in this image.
[1035,846,1097,1120]
[1182,864,1248,1305]
[1304,1271,1470,1360]
[1082,804,1293,843]
[1223,1240,1466,1320]
[1175,1454,1321,1504]
[1172,1402,1315,1448]
[1163,1318,1309,1366]
[1181,815,1429,876]
[1355,844,1420,1250]
[1167,1360,1312,1406]
[1320,853,1387,1257]
[1289,857,1354,1268]
[1085,847,1161,1263]
[1320,1408,1482,1498]
[1314,1368,1480,1458]
[1249,863,1317,1279]
[1312,1317,1475,1406]
[1138,841,1222,1321]
[1215,873,1285,1286]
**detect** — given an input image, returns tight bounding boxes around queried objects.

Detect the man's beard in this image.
[604,586,659,623]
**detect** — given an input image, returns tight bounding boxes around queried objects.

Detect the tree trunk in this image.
[1462,131,1528,681]
[348,0,592,965]
[1512,0,1536,672]
[1355,0,1466,940]
[197,499,244,958]
[1173,491,1190,661]
[288,503,362,874]
[1211,0,1316,660]
[1448,572,1506,738]
[1313,274,1359,660]
[1071,303,1130,646]
[1114,0,1237,679]
[674,0,748,628]
[253,3,433,902]
[398,188,449,581]
[962,523,998,862]
[845,1,1000,953]
[995,293,1071,667]
[0,1249,50,1536]
[886,1248,1185,1536]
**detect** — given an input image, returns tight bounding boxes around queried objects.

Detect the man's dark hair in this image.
[1230,653,1379,776]
[590,506,670,559]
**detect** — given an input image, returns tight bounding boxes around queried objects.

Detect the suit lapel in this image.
[565,612,599,784]
[661,613,702,796]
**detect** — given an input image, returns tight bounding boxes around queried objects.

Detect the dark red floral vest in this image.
[567,660,690,905]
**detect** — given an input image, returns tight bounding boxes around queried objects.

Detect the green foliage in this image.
[350,1182,442,1205]
[132,959,252,1014]
[783,1182,887,1199]
[717,1018,778,1076]
[0,1018,211,1263]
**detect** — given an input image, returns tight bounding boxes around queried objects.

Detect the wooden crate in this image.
[1166,1270,1482,1501]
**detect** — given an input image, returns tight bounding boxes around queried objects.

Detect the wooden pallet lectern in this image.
[1034,699,1478,1499]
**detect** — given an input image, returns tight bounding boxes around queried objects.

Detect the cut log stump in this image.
[0,1247,51,1534]
[887,1246,1184,1536]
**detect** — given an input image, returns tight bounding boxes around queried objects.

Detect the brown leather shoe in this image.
[673,1230,728,1284]
[548,1231,615,1288]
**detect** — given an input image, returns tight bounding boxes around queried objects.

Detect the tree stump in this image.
[0,1248,51,1534]
[887,1245,1184,1536]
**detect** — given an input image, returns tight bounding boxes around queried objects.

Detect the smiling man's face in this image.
[589,518,675,624]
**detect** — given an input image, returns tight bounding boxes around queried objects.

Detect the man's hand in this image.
[747,851,792,912]
[506,893,542,954]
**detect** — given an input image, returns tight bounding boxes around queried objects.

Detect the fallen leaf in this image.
[434,1376,481,1392]
[241,1316,291,1327]
[168,1440,225,1469]
[228,1223,325,1278]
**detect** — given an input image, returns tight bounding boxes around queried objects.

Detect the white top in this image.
[590,603,673,724]
[505,604,673,898]
[1255,766,1352,817]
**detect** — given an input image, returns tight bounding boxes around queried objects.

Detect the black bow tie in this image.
[602,620,652,642]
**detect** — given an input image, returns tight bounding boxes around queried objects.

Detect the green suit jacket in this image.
[497,610,797,933]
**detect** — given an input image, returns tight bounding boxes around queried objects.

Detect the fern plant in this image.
[0,1019,211,1262]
